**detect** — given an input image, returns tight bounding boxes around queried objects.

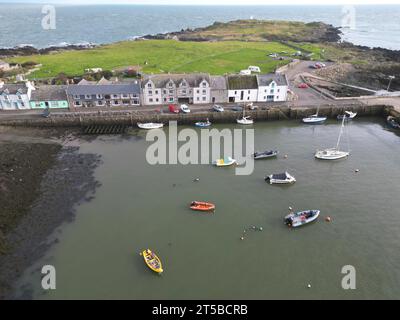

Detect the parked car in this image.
[232,106,243,112]
[180,104,191,113]
[298,83,309,89]
[213,105,224,112]
[240,69,252,75]
[169,104,180,113]
[268,53,278,58]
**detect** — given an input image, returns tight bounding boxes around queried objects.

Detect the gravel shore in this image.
[0,130,101,299]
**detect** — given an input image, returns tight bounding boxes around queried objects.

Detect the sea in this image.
[0,4,400,50]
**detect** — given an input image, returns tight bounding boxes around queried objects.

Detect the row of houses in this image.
[0,73,288,111]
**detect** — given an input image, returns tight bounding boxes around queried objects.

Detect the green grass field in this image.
[8,40,321,79]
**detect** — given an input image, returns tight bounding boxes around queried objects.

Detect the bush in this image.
[21,61,38,68]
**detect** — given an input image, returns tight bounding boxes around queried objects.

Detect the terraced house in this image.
[0,81,35,110]
[67,78,141,108]
[142,73,211,105]
[30,85,69,110]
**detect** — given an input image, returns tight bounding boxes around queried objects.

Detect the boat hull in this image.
[315,150,349,160]
[285,210,320,228]
[302,117,327,124]
[137,123,164,130]
[254,151,278,160]
[190,201,215,212]
[141,249,163,274]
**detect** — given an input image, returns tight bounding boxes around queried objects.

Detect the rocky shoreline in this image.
[0,130,102,299]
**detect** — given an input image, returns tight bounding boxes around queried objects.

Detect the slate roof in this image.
[0,83,28,95]
[210,76,227,90]
[30,85,68,101]
[257,73,288,86]
[142,73,210,88]
[67,82,141,95]
[227,75,258,90]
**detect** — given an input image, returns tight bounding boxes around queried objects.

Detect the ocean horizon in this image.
[0,4,400,50]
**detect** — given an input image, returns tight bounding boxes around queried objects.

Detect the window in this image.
[202,82,207,87]
[148,90,153,95]
[169,90,173,94]
[197,90,200,94]
[122,100,130,105]
[234,91,237,95]
[270,90,275,94]
[247,97,250,100]
[75,101,81,106]
[202,90,206,94]
[112,94,118,99]
[197,97,200,101]
[156,98,159,102]
[85,95,91,99]
[74,95,80,100]
[149,98,153,103]
[182,90,186,94]
[169,97,174,102]
[163,90,167,94]
[163,98,167,102]
[202,96,206,101]
[147,83,152,88]
[155,90,159,94]
[96,94,103,99]
[122,94,129,98]
[248,90,250,94]
[277,89,280,93]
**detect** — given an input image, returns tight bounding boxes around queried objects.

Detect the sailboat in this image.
[303,91,327,124]
[237,105,254,125]
[302,105,327,124]
[315,116,349,160]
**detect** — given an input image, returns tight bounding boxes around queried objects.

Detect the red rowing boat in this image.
[190,201,215,212]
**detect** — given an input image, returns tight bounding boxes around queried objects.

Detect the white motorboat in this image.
[213,105,224,112]
[253,150,278,160]
[337,111,357,120]
[137,123,164,130]
[265,172,296,185]
[237,116,254,125]
[284,210,320,228]
[212,157,237,167]
[315,116,349,160]
[180,104,191,113]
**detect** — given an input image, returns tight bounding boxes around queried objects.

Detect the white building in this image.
[227,75,259,103]
[141,73,211,105]
[257,73,288,102]
[0,81,35,110]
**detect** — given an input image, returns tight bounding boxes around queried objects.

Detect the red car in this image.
[169,104,179,113]
[298,83,309,89]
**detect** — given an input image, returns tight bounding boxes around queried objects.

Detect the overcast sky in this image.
[2,0,400,4]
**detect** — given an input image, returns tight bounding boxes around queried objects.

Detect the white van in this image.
[248,66,261,73]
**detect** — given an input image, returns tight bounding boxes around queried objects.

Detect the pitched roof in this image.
[142,73,210,88]
[227,75,258,90]
[210,76,227,90]
[0,83,28,95]
[30,85,68,101]
[257,73,288,86]
[67,82,140,96]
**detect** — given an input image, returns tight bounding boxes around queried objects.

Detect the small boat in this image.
[190,201,215,212]
[137,123,164,130]
[387,116,400,129]
[337,111,357,120]
[265,172,296,184]
[302,114,327,124]
[213,157,237,167]
[284,210,320,228]
[253,150,278,160]
[237,116,254,125]
[195,119,212,128]
[315,116,349,160]
[140,249,163,274]
[180,104,191,113]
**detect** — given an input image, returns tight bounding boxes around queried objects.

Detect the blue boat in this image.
[195,120,212,128]
[387,116,400,129]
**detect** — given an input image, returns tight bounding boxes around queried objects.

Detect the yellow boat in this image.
[141,249,163,274]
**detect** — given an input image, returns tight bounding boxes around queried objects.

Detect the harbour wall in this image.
[0,104,391,128]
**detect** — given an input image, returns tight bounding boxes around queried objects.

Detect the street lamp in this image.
[387,75,395,92]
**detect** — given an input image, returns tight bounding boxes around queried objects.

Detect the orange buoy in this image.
[325,216,332,222]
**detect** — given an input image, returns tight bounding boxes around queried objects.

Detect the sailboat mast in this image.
[335,116,346,150]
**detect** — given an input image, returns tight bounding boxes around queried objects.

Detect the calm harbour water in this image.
[0,4,400,50]
[14,118,400,299]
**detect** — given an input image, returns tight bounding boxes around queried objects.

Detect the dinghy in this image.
[137,123,164,130]
[140,249,163,274]
[387,116,400,129]
[195,119,212,128]
[315,116,349,160]
[265,172,296,184]
[253,150,278,160]
[337,111,357,120]
[190,201,215,212]
[284,210,320,228]
[213,157,237,167]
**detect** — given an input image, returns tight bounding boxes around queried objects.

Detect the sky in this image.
[2,0,400,4]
